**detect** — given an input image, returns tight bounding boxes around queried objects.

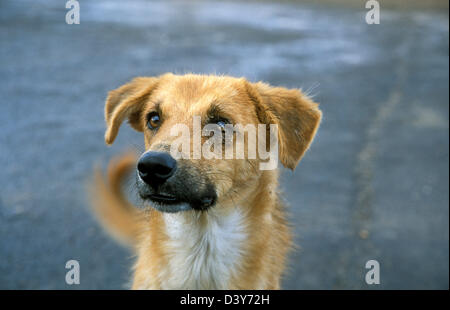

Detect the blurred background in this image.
[0,0,448,289]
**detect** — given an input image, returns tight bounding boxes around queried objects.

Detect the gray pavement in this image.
[0,0,448,289]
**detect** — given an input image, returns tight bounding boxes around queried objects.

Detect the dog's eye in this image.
[210,117,230,129]
[147,112,161,130]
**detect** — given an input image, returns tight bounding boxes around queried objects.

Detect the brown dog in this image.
[91,73,321,289]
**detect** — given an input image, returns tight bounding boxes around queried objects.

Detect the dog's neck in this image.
[160,208,246,289]
[158,170,279,289]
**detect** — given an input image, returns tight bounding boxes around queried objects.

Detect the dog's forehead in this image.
[153,75,245,113]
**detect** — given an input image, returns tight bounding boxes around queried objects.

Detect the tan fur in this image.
[90,74,321,289]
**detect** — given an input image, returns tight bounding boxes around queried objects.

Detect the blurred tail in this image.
[89,153,140,247]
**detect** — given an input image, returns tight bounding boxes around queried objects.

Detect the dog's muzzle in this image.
[136,151,217,212]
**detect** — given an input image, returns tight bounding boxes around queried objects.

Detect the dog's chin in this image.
[148,200,192,213]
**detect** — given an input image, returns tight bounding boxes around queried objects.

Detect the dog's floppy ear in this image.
[247,81,322,170]
[104,77,159,145]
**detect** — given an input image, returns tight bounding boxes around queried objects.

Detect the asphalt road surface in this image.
[0,0,448,289]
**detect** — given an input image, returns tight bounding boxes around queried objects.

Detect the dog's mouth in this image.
[141,191,216,213]
[147,193,180,204]
[140,192,189,213]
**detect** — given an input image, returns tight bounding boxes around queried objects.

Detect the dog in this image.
[90,73,321,289]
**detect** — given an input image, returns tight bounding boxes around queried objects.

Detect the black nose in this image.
[137,152,177,186]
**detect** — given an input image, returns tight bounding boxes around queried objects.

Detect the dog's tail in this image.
[89,153,140,248]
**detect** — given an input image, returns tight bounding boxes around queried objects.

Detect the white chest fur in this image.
[159,209,247,289]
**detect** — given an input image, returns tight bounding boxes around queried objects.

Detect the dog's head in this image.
[104,74,321,213]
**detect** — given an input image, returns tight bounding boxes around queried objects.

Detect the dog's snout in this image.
[137,152,177,186]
